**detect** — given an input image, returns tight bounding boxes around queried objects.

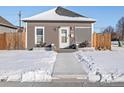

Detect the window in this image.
[61,36,67,43]
[75,27,91,43]
[62,30,67,34]
[37,29,43,35]
[35,27,44,44]
[61,29,67,43]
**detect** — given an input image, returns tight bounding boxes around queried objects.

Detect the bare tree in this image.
[116,17,124,41]
[102,26,118,41]
[102,26,114,34]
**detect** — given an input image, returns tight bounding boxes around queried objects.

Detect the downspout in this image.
[25,22,27,49]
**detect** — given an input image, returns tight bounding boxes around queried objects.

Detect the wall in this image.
[26,21,92,49]
[0,25,16,33]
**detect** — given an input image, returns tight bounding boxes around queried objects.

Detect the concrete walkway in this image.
[52,53,87,79]
[1,81,124,87]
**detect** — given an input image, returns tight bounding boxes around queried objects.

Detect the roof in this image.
[23,7,96,22]
[0,16,17,29]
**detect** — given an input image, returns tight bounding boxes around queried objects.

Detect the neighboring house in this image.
[0,16,17,33]
[23,7,96,50]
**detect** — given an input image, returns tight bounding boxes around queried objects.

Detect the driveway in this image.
[52,53,87,80]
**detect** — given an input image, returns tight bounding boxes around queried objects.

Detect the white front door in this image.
[59,27,70,48]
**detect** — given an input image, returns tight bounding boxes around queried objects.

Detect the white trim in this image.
[91,23,94,34]
[91,23,94,46]
[75,26,91,29]
[25,22,27,49]
[35,26,45,44]
[59,26,70,48]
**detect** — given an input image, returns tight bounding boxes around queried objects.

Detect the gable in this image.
[23,7,96,22]
[0,16,17,29]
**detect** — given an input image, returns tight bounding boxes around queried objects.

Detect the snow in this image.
[74,47,124,82]
[23,8,95,22]
[7,74,21,81]
[0,50,57,82]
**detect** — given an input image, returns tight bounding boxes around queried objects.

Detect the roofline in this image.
[0,24,17,29]
[23,20,96,23]
[0,16,17,29]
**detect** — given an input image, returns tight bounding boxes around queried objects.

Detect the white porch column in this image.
[91,23,94,47]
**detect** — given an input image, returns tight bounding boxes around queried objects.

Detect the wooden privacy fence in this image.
[0,32,25,50]
[92,32,111,50]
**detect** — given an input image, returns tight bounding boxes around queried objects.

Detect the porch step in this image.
[33,47,45,50]
[78,47,95,52]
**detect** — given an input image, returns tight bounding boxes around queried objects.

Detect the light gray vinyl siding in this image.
[0,25,16,33]
[75,27,91,43]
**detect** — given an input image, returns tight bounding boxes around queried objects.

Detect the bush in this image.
[35,42,46,47]
[69,44,76,49]
[45,44,52,51]
[78,41,89,48]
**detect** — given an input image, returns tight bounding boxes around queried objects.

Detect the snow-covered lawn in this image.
[0,50,57,82]
[74,47,124,82]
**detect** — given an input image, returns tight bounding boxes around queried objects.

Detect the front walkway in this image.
[52,53,87,80]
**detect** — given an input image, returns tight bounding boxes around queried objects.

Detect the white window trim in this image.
[35,26,45,44]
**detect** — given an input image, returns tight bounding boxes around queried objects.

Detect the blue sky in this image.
[0,6,124,32]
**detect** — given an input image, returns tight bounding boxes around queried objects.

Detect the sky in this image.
[0,6,124,32]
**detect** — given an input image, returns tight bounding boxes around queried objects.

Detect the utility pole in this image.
[19,11,21,27]
[18,11,22,50]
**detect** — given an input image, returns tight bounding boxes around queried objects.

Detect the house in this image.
[0,16,17,33]
[23,7,96,50]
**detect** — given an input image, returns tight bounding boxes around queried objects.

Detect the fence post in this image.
[22,32,26,49]
[3,33,6,49]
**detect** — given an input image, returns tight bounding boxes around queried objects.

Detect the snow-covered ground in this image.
[74,47,124,82]
[0,49,57,82]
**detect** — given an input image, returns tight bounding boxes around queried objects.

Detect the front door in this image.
[59,27,70,48]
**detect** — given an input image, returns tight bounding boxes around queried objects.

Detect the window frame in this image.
[35,26,45,44]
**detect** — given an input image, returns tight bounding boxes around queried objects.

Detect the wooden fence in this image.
[0,32,25,50]
[92,32,111,50]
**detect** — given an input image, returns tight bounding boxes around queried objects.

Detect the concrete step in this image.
[57,49,77,53]
[78,47,95,52]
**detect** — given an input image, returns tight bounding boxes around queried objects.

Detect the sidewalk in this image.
[1,81,124,87]
[52,53,87,80]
